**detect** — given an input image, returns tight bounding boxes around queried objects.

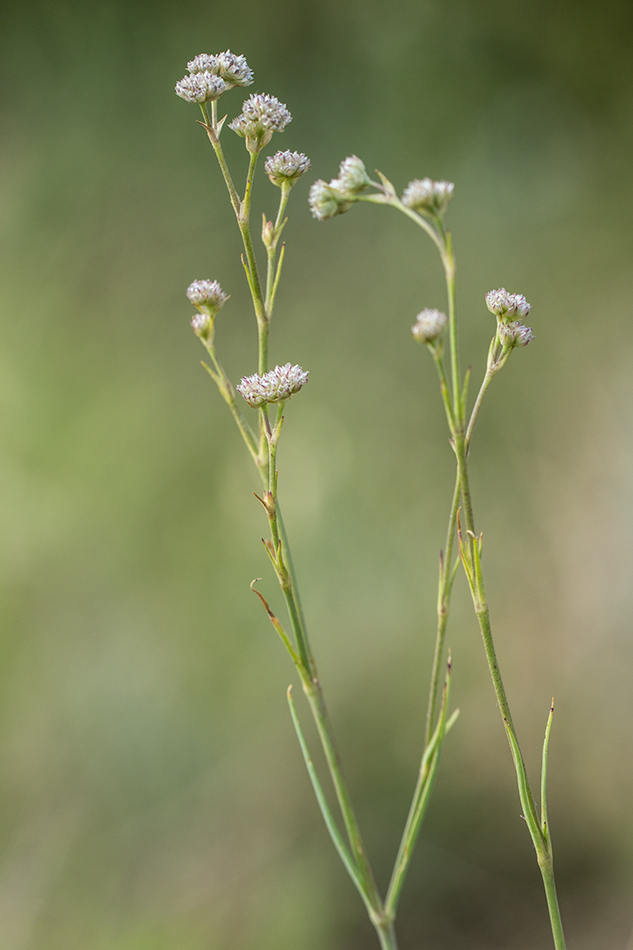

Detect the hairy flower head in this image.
[229,94,291,153]
[187,279,228,341]
[187,279,228,314]
[498,320,534,348]
[175,72,228,103]
[214,50,254,87]
[308,179,353,220]
[335,155,371,196]
[237,363,309,408]
[411,308,448,345]
[177,51,253,104]
[186,53,219,74]
[485,288,531,321]
[265,150,311,187]
[402,178,454,216]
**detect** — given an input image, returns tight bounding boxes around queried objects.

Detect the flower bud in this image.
[237,363,309,408]
[190,311,212,340]
[411,308,448,344]
[485,288,531,321]
[402,178,454,216]
[498,321,534,348]
[264,150,311,187]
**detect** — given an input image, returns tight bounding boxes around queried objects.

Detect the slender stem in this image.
[376,921,399,950]
[202,120,241,217]
[455,434,566,948]
[302,679,384,915]
[425,472,460,742]
[465,367,495,447]
[386,677,453,916]
[539,854,567,950]
[262,410,384,918]
[442,235,460,420]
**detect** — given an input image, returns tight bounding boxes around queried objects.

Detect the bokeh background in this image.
[0,0,632,947]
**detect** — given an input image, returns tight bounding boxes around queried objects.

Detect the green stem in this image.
[376,921,399,950]
[425,472,460,743]
[455,436,566,948]
[262,410,383,918]
[386,674,454,916]
[442,234,460,420]
[539,853,567,950]
[302,679,384,916]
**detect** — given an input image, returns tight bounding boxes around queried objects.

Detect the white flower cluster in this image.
[402,178,454,217]
[175,50,253,104]
[308,156,370,220]
[187,279,228,314]
[237,363,309,408]
[187,279,228,340]
[335,156,371,195]
[485,289,533,348]
[498,321,534,347]
[411,308,448,344]
[229,94,292,153]
[485,288,531,321]
[265,150,311,187]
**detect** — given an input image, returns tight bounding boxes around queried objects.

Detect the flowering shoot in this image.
[237,363,309,408]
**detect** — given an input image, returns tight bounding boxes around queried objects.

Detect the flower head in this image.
[335,155,371,196]
[214,50,254,88]
[186,53,219,74]
[187,280,228,340]
[498,320,534,348]
[175,72,228,103]
[187,279,228,314]
[402,178,454,216]
[411,308,448,345]
[485,288,531,321]
[265,150,311,187]
[229,94,291,153]
[177,51,253,105]
[308,179,352,220]
[237,363,309,408]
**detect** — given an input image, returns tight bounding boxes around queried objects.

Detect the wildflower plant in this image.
[175,52,566,950]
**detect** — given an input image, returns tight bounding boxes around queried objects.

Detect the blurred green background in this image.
[0,0,632,947]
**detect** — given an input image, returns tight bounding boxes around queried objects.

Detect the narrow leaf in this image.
[286,687,370,904]
[250,580,301,667]
[502,717,544,850]
[541,698,555,841]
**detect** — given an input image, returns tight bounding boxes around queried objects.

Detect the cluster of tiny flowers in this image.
[175,50,253,103]
[265,150,311,187]
[187,279,228,339]
[187,279,228,314]
[402,178,454,216]
[485,288,531,321]
[411,308,448,344]
[237,363,309,408]
[309,156,371,220]
[498,321,534,347]
[229,94,291,152]
[334,156,371,196]
[175,72,228,103]
[308,180,351,220]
